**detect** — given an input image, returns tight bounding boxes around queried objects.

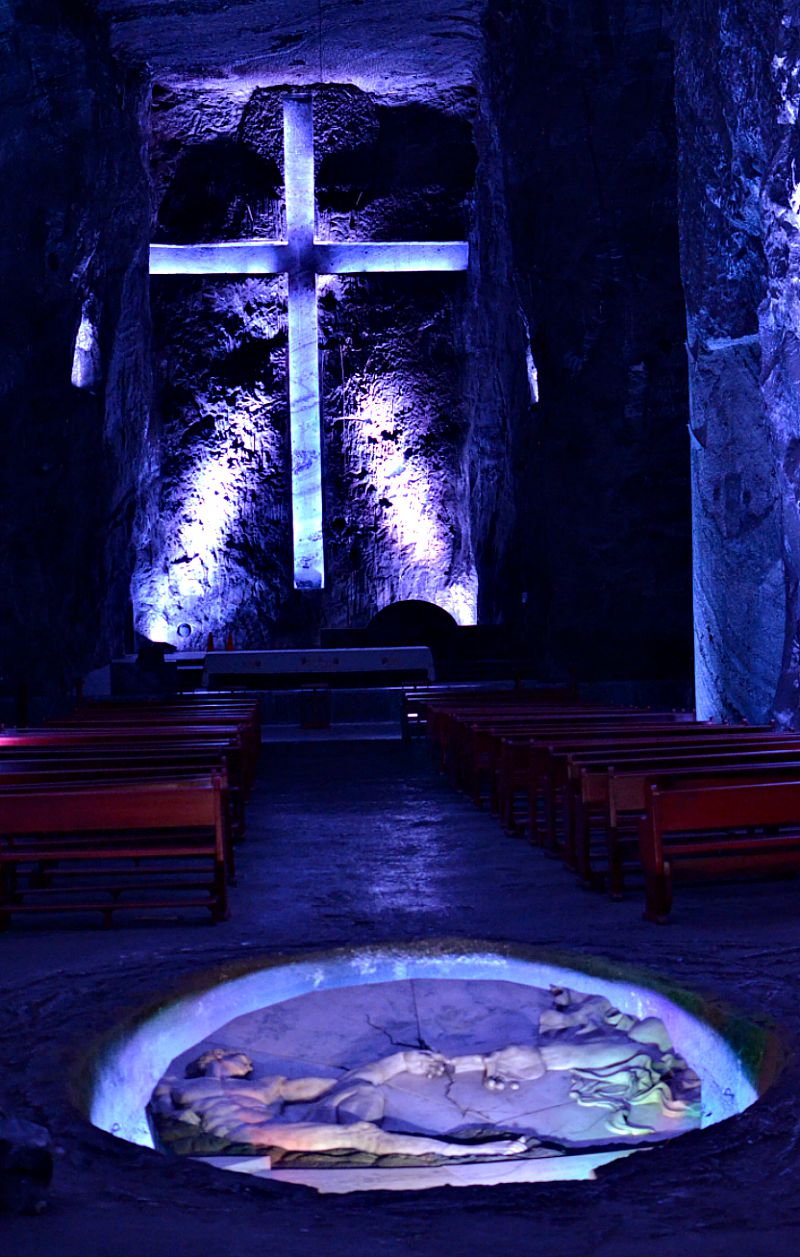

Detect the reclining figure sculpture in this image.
[150,987,701,1161]
[152,1046,530,1160]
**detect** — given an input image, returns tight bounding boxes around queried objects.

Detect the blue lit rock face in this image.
[673,1,800,722]
[150,101,470,598]
[135,83,480,646]
[0,0,703,694]
[135,272,293,648]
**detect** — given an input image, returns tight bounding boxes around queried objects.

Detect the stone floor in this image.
[2,739,800,1254]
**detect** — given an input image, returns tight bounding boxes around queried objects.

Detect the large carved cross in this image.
[150,96,469,590]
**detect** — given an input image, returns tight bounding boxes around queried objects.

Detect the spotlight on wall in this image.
[177,623,192,639]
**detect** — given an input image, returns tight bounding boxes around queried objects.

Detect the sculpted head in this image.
[185,1048,254,1079]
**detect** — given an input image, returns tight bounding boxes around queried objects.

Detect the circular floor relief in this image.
[88,947,764,1193]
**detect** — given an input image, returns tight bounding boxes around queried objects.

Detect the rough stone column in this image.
[674,1,800,722]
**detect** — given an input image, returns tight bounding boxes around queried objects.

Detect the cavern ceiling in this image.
[95,0,484,97]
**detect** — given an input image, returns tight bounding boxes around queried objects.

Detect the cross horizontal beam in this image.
[150,240,470,275]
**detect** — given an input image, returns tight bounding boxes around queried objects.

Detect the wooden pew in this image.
[402,685,577,741]
[2,726,250,789]
[428,696,800,925]
[638,779,800,922]
[481,717,711,840]
[528,726,779,857]
[0,697,264,926]
[557,731,789,864]
[600,748,800,896]
[0,758,239,879]
[426,697,549,753]
[48,711,260,792]
[425,698,613,773]
[0,733,248,837]
[448,710,692,804]
[0,777,229,928]
[77,696,261,737]
[496,721,755,836]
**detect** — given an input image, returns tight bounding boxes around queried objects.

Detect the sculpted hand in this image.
[481,1045,545,1091]
[401,1050,449,1079]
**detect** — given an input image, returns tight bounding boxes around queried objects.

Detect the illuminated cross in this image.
[150,96,469,591]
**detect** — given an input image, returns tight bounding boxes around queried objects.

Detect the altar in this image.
[201,647,435,690]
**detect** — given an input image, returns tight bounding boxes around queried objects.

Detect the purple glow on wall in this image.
[138,456,241,644]
[149,95,469,600]
[134,82,478,645]
[341,381,478,624]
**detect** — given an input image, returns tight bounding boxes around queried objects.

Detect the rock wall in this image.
[0,0,150,703]
[459,80,531,629]
[674,0,800,723]
[135,2,692,669]
[484,0,693,683]
[0,0,701,690]
[134,82,484,647]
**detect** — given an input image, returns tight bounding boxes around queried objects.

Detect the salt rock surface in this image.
[134,81,479,646]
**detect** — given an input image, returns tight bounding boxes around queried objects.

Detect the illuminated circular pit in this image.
[88,946,763,1194]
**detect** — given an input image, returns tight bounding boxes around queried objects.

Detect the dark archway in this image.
[367,600,458,653]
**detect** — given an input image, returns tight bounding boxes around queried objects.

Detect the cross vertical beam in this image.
[284,97,324,589]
